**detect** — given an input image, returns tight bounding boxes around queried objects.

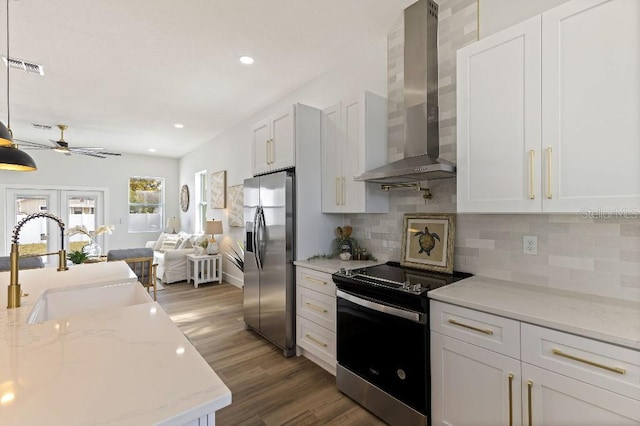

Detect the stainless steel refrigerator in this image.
[243,170,295,357]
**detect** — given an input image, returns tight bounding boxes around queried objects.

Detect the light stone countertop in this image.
[294,258,383,274]
[0,261,232,425]
[428,275,640,351]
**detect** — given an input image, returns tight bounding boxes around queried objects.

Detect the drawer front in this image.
[296,266,336,297]
[297,286,336,331]
[296,316,336,367]
[430,301,520,359]
[522,323,640,400]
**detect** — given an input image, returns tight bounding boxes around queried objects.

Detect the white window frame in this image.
[195,170,207,234]
[128,176,164,233]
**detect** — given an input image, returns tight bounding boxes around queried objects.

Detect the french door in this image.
[5,188,106,265]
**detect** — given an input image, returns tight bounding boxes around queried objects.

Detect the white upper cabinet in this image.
[321,91,388,214]
[457,0,640,213]
[457,15,542,213]
[252,106,295,175]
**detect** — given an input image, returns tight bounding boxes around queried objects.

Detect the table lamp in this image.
[167,217,181,234]
[205,220,223,254]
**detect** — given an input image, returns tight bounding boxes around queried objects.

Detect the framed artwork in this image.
[180,185,189,212]
[227,184,244,227]
[209,170,227,209]
[401,213,455,273]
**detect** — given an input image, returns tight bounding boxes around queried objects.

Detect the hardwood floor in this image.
[157,281,385,426]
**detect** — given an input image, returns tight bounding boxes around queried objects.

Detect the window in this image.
[195,170,207,233]
[128,177,164,232]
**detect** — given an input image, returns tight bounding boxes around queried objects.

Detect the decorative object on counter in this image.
[225,240,244,272]
[333,226,356,256]
[180,184,190,212]
[209,170,227,208]
[227,184,244,226]
[339,251,351,261]
[65,224,114,258]
[166,216,181,233]
[67,249,89,264]
[306,250,376,262]
[401,213,455,273]
[205,220,223,254]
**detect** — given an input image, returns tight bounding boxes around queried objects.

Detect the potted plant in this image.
[67,249,89,264]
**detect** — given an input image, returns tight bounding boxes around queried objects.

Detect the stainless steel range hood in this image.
[355,0,455,185]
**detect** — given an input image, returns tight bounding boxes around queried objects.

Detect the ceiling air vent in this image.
[2,56,45,76]
[31,123,52,130]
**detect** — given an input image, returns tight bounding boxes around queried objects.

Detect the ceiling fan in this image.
[15,124,122,159]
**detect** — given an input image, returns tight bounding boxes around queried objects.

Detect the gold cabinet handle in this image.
[527,380,533,426]
[305,333,328,347]
[529,149,535,199]
[341,177,346,205]
[546,147,552,199]
[508,373,514,426]
[448,319,494,335]
[305,276,327,286]
[552,348,626,375]
[270,139,275,164]
[335,177,341,206]
[266,140,270,165]
[305,302,328,313]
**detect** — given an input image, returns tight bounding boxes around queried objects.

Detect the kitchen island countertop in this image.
[0,261,231,425]
[428,275,640,351]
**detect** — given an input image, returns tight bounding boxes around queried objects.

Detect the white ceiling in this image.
[0,0,413,158]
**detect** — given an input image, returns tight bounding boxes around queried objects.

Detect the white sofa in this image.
[146,232,201,284]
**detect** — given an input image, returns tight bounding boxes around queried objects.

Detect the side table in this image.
[186,253,222,288]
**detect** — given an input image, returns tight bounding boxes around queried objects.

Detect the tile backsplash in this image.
[345,0,640,301]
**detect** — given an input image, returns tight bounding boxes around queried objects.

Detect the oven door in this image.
[336,289,428,414]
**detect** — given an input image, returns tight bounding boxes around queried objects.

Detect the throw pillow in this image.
[159,234,181,252]
[153,233,169,251]
[177,234,192,250]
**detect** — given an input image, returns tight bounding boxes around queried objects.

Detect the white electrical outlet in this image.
[364,227,372,239]
[523,235,538,255]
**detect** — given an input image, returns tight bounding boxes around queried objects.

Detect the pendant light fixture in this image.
[0,0,37,171]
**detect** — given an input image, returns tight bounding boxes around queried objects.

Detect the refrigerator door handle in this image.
[253,208,262,270]
[257,206,266,269]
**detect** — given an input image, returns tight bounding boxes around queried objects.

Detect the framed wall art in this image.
[401,213,455,273]
[227,184,244,227]
[209,170,227,209]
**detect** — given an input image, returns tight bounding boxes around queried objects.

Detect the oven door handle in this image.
[337,290,425,323]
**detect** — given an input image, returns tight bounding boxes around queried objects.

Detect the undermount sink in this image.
[26,281,153,324]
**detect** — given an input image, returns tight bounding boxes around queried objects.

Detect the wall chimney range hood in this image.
[355,0,455,185]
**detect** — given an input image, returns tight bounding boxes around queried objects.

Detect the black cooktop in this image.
[333,262,472,312]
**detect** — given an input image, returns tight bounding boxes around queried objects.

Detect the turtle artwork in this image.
[414,226,440,256]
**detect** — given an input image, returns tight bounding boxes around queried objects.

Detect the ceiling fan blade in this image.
[73,147,106,150]
[13,139,52,148]
[70,148,121,156]
[48,139,64,147]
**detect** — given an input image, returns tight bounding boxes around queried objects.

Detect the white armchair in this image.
[145,232,198,284]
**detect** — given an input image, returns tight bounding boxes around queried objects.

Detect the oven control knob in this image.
[413,284,422,292]
[339,268,346,275]
[402,281,411,290]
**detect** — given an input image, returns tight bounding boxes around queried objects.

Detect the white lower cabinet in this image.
[431,332,522,426]
[295,266,337,375]
[430,301,640,426]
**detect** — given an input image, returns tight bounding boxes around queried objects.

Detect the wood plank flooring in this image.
[157,282,385,425]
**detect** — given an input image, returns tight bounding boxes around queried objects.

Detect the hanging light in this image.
[0,0,37,171]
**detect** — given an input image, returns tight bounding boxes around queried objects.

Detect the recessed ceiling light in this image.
[174,123,184,129]
[239,56,255,65]
[148,148,156,153]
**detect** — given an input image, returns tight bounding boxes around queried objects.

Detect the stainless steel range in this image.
[333,262,471,426]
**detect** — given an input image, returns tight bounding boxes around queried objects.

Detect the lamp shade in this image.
[166,217,181,233]
[0,122,12,146]
[0,145,37,171]
[205,220,223,236]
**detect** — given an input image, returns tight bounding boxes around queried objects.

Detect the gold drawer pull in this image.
[448,319,494,335]
[552,348,626,375]
[529,149,535,200]
[546,147,553,199]
[305,276,327,285]
[305,302,328,313]
[305,333,328,347]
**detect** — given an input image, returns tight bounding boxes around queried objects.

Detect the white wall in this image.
[0,150,179,253]
[179,36,390,286]
[479,0,571,38]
